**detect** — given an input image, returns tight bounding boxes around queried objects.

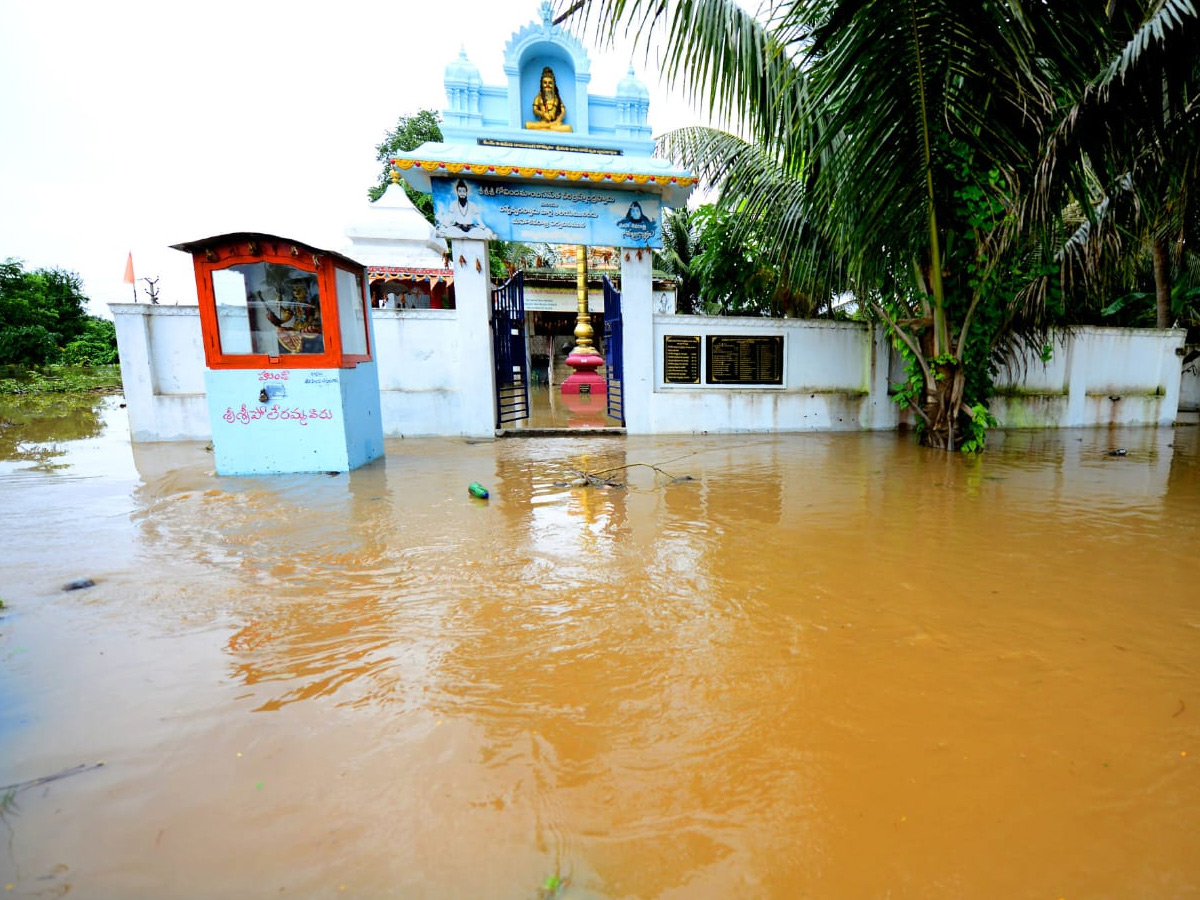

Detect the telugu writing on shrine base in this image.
[222,404,334,426]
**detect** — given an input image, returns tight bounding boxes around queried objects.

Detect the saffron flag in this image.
[123,252,135,284]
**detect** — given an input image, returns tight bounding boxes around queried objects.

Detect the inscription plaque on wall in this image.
[663,335,701,384]
[705,335,784,385]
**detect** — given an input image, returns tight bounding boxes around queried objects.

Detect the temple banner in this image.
[431,177,662,248]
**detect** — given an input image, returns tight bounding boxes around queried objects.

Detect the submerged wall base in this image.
[204,365,384,475]
[113,305,1188,442]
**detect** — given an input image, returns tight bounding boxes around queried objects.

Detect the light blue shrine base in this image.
[204,364,384,475]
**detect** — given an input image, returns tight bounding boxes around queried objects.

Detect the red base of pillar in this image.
[561,351,607,395]
[560,370,607,395]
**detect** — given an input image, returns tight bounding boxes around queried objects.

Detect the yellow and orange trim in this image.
[392,157,697,188]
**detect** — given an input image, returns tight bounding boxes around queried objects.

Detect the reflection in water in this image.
[0,393,110,468]
[518,383,622,431]
[1,405,1198,899]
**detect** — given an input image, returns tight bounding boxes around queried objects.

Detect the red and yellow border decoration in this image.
[392,157,697,189]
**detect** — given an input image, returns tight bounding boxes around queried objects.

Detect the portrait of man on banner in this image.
[435,179,497,240]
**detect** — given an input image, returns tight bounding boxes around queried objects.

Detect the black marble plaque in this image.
[663,335,701,384]
[705,335,784,385]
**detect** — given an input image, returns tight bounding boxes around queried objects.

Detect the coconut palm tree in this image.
[1028,0,1200,330]
[566,0,1146,449]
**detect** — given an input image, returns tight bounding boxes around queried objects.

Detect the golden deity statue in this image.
[526,66,572,132]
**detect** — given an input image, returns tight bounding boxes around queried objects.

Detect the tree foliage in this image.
[1027,0,1200,330]
[370,109,444,222]
[657,207,701,313]
[62,318,119,366]
[0,259,114,367]
[687,203,835,317]
[572,0,1199,450]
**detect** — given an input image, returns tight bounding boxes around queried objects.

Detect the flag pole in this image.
[123,252,137,302]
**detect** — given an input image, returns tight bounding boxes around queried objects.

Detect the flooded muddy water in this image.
[2,395,1199,899]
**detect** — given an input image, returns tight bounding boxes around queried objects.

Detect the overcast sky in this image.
[0,0,703,316]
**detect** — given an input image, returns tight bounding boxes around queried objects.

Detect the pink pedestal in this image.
[561,351,607,396]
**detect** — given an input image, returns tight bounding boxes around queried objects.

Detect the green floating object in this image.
[468,482,490,499]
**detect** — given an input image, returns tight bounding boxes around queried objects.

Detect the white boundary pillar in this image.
[450,238,497,437]
[620,247,654,433]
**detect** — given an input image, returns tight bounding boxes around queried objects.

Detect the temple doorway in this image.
[499,244,624,432]
[520,311,618,430]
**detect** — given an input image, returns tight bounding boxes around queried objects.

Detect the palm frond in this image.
[656,125,845,300]
[1030,0,1199,226]
[1104,0,1199,86]
[565,0,809,160]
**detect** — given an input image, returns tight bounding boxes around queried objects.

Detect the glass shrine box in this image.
[173,232,384,475]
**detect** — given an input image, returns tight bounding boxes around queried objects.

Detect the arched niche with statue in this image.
[441,0,653,154]
[506,5,588,135]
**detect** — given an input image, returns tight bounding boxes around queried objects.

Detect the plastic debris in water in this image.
[468,482,490,500]
[540,874,568,900]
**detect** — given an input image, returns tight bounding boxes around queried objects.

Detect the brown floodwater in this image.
[2,395,1199,900]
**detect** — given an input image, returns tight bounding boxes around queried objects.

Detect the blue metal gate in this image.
[602,275,624,425]
[491,271,529,427]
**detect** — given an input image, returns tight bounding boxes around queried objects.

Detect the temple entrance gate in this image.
[602,275,624,426]
[491,271,530,427]
[391,1,694,438]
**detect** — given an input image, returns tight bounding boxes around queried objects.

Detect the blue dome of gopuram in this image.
[444,46,481,88]
[617,66,650,102]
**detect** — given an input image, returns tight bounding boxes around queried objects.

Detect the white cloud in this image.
[0,0,702,316]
